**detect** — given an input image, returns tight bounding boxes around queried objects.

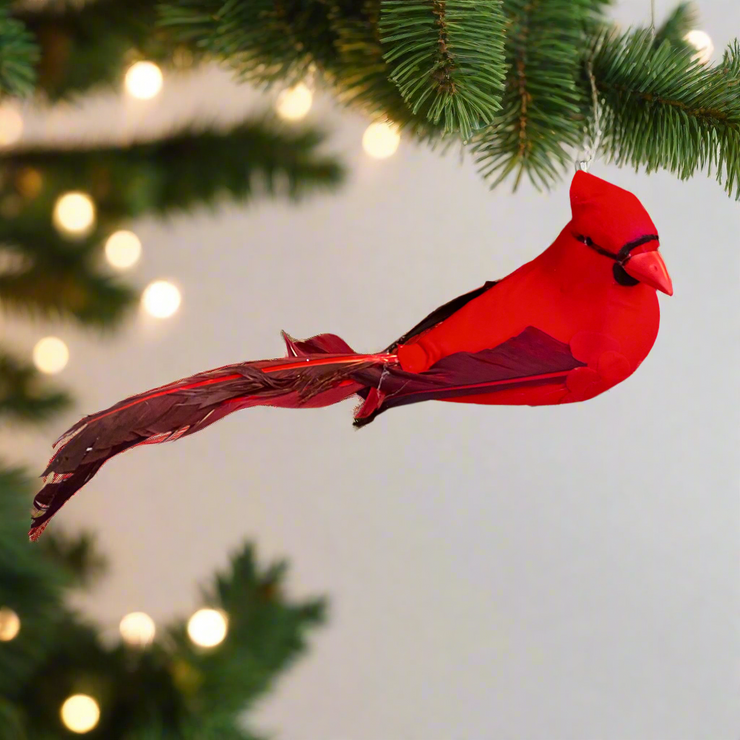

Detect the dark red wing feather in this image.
[353,327,584,425]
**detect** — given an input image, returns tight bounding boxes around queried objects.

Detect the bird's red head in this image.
[569,171,673,295]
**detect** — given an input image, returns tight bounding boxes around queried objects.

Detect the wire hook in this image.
[575,57,602,172]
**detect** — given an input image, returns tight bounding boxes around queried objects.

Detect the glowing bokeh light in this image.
[276,83,313,120]
[105,230,142,270]
[60,695,100,734]
[362,121,401,159]
[187,608,228,648]
[684,30,714,64]
[0,607,20,641]
[33,337,69,375]
[125,61,163,100]
[119,611,156,648]
[53,192,96,236]
[142,280,181,318]
[0,106,23,147]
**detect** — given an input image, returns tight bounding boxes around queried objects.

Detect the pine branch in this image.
[0,463,66,697]
[0,5,38,96]
[169,543,327,717]
[593,30,740,199]
[0,119,345,219]
[379,0,506,140]
[17,0,190,100]
[39,530,109,589]
[0,234,135,328]
[471,0,594,190]
[159,0,450,135]
[0,347,71,424]
[328,1,441,137]
[654,2,699,47]
[158,0,347,86]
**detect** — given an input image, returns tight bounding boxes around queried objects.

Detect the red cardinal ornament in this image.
[30,171,672,541]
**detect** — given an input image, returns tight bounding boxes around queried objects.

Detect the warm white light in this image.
[125,61,163,100]
[142,280,181,319]
[0,607,20,641]
[60,695,100,734]
[0,106,23,147]
[53,192,96,236]
[119,611,156,648]
[362,121,401,159]
[105,230,142,270]
[33,337,69,375]
[187,608,228,648]
[684,30,714,64]
[276,83,313,121]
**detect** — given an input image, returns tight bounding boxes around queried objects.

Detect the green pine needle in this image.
[18,0,198,101]
[158,0,335,86]
[654,2,699,47]
[0,6,38,96]
[471,0,594,191]
[593,29,740,199]
[329,1,442,138]
[380,0,506,140]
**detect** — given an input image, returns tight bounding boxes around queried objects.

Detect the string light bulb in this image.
[105,230,142,270]
[276,83,313,120]
[142,280,181,319]
[362,121,401,159]
[187,608,228,648]
[53,191,96,237]
[0,105,23,147]
[684,30,714,64]
[33,337,69,374]
[60,695,100,734]
[119,611,156,648]
[125,61,163,100]
[0,607,20,641]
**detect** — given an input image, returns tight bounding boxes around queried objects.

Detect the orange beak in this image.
[623,250,673,296]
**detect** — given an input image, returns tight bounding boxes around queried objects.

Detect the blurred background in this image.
[0,0,738,738]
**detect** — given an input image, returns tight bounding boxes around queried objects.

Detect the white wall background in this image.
[4,1,739,738]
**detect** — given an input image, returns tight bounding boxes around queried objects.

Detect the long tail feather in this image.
[30,337,396,541]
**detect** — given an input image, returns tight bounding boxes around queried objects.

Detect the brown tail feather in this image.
[31,340,396,541]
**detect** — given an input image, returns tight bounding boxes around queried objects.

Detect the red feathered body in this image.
[30,172,672,541]
[396,226,661,406]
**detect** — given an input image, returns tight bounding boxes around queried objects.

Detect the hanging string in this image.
[650,0,656,37]
[575,57,602,173]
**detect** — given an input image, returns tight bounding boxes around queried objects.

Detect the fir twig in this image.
[593,29,740,199]
[380,0,506,140]
[0,119,345,219]
[0,347,71,423]
[0,5,38,96]
[40,530,109,589]
[0,463,66,697]
[329,0,441,137]
[170,544,327,718]
[18,0,167,100]
[471,0,594,191]
[157,0,340,86]
[0,233,135,328]
[654,2,699,47]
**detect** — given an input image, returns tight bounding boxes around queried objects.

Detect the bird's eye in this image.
[583,236,593,246]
